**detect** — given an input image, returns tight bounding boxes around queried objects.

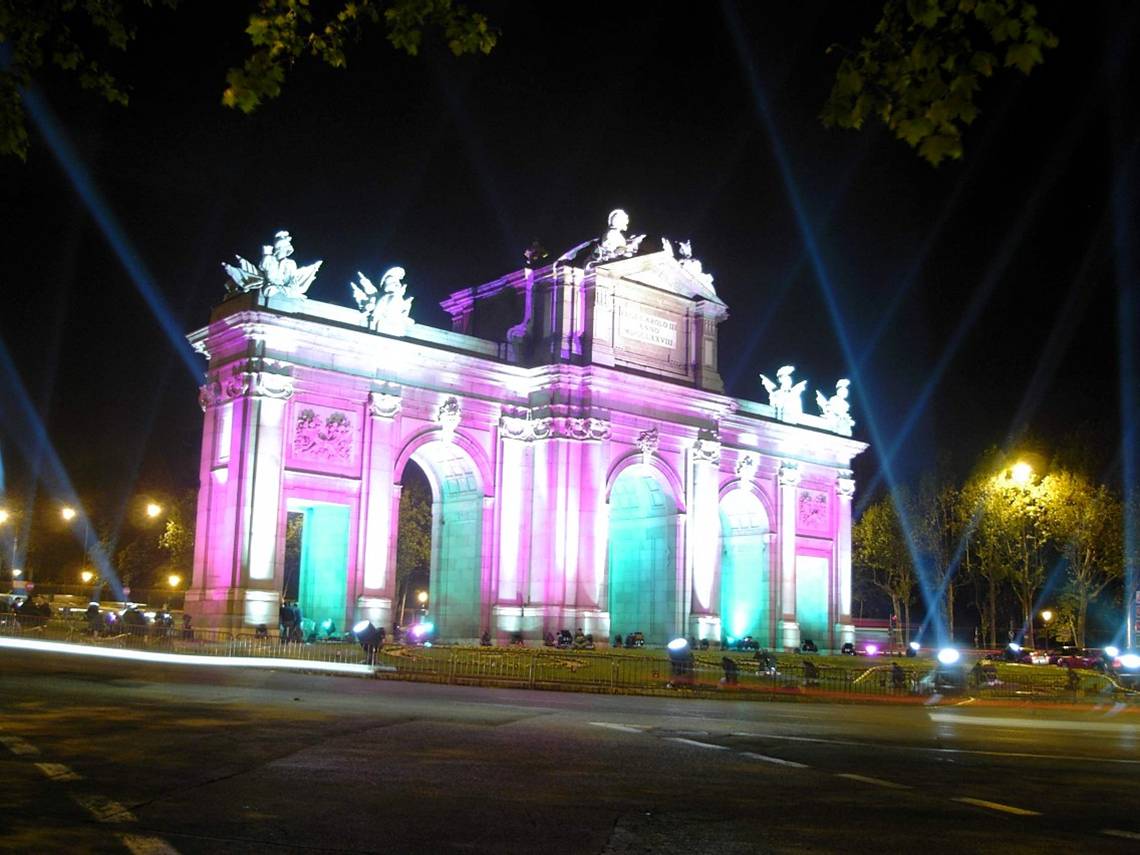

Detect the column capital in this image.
[778,460,801,488]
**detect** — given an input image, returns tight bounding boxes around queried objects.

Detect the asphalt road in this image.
[1,648,1138,854]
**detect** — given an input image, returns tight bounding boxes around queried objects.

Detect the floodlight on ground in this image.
[319,618,337,639]
[1120,653,1140,670]
[937,647,961,666]
[1008,642,1022,652]
[666,637,693,684]
[666,637,690,655]
[909,641,920,651]
[865,643,879,656]
[1105,645,1120,658]
[353,620,381,654]
[410,622,434,641]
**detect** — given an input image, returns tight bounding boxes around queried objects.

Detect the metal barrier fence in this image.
[1,616,1134,702]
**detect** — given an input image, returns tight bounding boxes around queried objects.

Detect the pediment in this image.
[597,250,725,307]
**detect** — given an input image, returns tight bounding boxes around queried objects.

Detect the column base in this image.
[490,605,610,644]
[183,586,279,632]
[778,619,801,652]
[835,622,855,647]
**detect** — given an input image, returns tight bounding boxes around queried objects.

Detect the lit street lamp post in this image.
[1041,609,1054,650]
[62,506,93,586]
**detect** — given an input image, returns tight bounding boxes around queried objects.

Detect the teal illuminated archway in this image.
[607,464,679,645]
[402,439,484,640]
[718,488,770,644]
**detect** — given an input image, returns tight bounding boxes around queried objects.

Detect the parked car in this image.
[1051,648,1109,671]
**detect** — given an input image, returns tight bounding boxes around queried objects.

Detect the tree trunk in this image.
[988,577,998,647]
[947,583,955,644]
[1077,589,1089,648]
[903,601,911,644]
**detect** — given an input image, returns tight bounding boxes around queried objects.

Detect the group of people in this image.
[278,599,304,643]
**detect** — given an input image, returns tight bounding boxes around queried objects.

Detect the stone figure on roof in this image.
[222,230,322,298]
[592,208,645,263]
[817,379,854,436]
[760,365,806,423]
[352,266,415,336]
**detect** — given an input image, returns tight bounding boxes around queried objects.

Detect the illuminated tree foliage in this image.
[852,493,916,640]
[821,0,1058,165]
[0,0,496,159]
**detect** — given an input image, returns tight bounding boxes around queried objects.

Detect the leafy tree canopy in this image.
[0,0,497,159]
[821,0,1058,166]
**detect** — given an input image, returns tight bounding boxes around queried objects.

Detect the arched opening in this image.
[608,465,679,645]
[394,461,431,628]
[719,488,770,645]
[397,440,484,640]
[282,500,351,638]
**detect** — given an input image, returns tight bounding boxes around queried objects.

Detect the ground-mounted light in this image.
[353,619,381,655]
[1008,642,1022,652]
[1120,653,1140,670]
[319,618,337,639]
[865,643,879,656]
[937,647,960,666]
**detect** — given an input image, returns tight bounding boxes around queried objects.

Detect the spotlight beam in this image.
[722,0,944,641]
[20,85,200,382]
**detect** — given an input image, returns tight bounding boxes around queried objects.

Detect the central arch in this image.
[607,463,680,645]
[396,438,486,640]
[719,487,771,645]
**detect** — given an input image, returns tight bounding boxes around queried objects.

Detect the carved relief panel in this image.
[286,401,362,476]
[796,488,831,536]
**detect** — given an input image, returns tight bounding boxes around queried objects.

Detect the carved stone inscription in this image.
[619,307,677,349]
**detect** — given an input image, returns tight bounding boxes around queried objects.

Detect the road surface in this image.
[1,648,1137,853]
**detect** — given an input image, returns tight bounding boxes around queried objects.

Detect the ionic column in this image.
[361,391,401,599]
[236,372,294,587]
[777,461,801,650]
[835,471,856,646]
[689,434,721,619]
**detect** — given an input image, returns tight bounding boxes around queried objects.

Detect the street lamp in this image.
[167,574,182,588]
[80,570,94,585]
[1040,609,1054,649]
[61,505,92,574]
[145,502,163,520]
[1010,461,1033,486]
[416,590,428,617]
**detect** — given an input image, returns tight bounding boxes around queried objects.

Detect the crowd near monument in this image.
[187,210,866,649]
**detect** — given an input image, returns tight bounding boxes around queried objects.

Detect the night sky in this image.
[1,1,1138,519]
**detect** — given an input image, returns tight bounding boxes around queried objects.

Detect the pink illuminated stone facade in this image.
[186,223,866,649]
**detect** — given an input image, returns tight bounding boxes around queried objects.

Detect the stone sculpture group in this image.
[220,216,854,437]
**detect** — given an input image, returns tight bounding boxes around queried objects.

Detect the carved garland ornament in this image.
[778,460,801,488]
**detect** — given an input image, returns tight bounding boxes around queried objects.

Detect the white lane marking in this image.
[953,797,1040,816]
[73,794,136,822]
[118,834,181,854]
[1106,703,1127,717]
[740,752,809,768]
[928,712,1137,733]
[589,722,645,733]
[34,762,82,781]
[0,735,39,755]
[1103,829,1140,841]
[728,730,1140,765]
[836,773,910,790]
[665,737,730,750]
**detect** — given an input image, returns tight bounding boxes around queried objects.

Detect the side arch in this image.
[718,487,772,644]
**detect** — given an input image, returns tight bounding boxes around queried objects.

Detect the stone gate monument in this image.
[186,212,866,649]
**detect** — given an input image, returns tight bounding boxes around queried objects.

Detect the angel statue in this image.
[759,365,806,423]
[222,230,322,299]
[816,379,854,436]
[352,266,415,336]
